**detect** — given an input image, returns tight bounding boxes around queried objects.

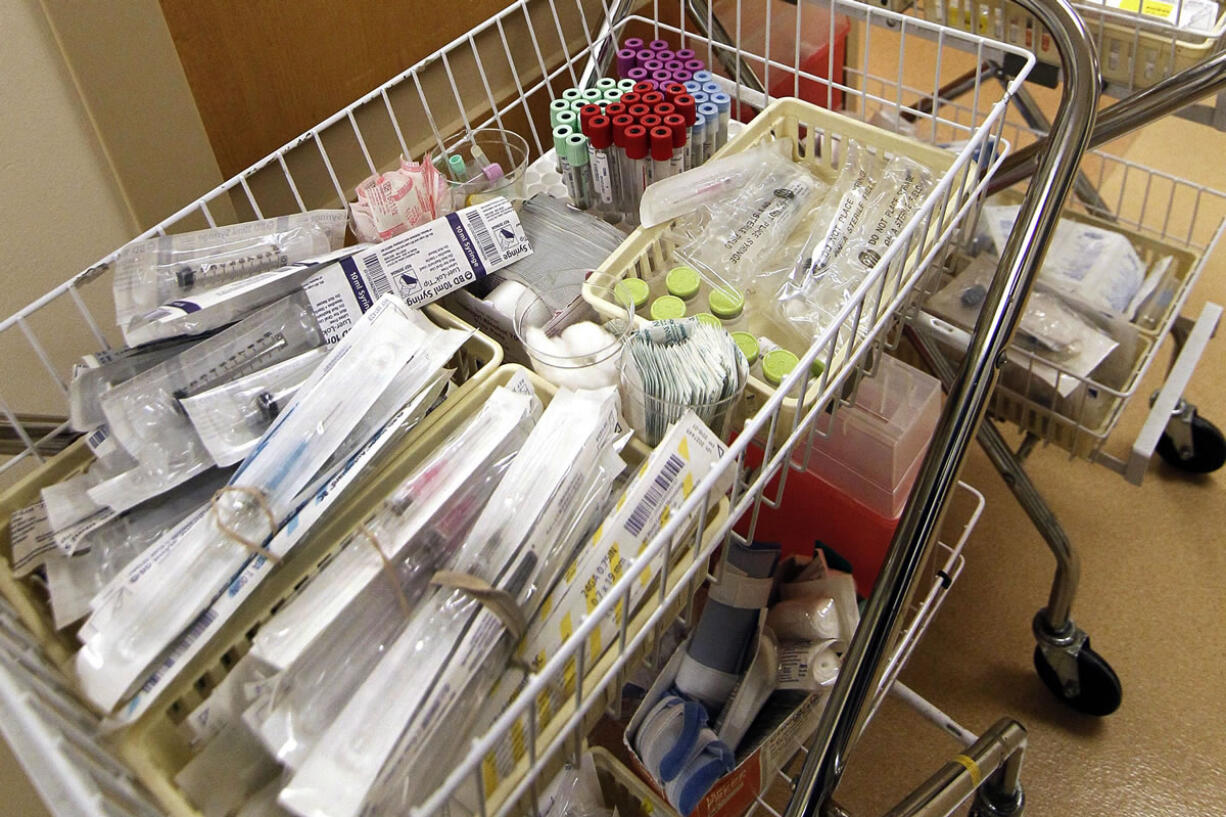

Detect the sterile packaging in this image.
[76,295,469,713]
[181,348,329,466]
[113,368,454,728]
[91,292,328,512]
[241,383,540,769]
[69,341,192,431]
[279,387,624,817]
[112,210,347,334]
[349,155,451,243]
[123,246,364,346]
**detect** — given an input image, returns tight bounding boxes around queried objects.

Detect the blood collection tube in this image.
[710,92,731,148]
[698,102,718,159]
[553,125,573,175]
[549,98,570,127]
[633,81,655,95]
[620,92,642,108]
[693,70,714,83]
[640,114,663,132]
[643,59,664,73]
[605,102,628,120]
[674,94,696,164]
[623,37,644,50]
[587,115,618,216]
[563,88,584,103]
[655,102,675,119]
[684,80,702,95]
[579,104,603,132]
[672,69,693,84]
[582,88,603,104]
[664,60,683,72]
[617,78,636,92]
[650,126,674,185]
[603,88,623,104]
[676,48,696,61]
[597,77,618,91]
[684,58,705,73]
[565,133,592,210]
[701,81,722,96]
[612,114,635,213]
[649,39,670,51]
[627,67,649,83]
[658,51,676,63]
[623,124,649,225]
[628,103,651,120]
[663,82,687,101]
[690,111,707,167]
[651,70,672,87]
[692,91,710,107]
[616,48,638,77]
[641,91,665,106]
[636,49,655,65]
[664,113,687,176]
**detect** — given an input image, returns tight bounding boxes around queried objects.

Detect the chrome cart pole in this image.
[782,0,1100,813]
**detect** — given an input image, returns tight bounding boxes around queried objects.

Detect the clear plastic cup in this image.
[618,359,746,446]
[433,128,529,210]
[513,271,636,390]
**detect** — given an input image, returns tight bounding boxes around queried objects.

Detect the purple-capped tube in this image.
[623,37,644,50]
[616,48,638,77]
[649,39,670,51]
[657,50,675,62]
[676,48,696,61]
[684,58,705,73]
[665,60,684,72]
[636,49,655,65]
[673,69,693,84]
[627,66,649,82]
[643,58,664,72]
[652,70,672,86]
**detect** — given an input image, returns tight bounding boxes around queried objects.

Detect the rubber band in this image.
[431,570,527,641]
[209,486,281,564]
[357,524,412,618]
[952,753,982,787]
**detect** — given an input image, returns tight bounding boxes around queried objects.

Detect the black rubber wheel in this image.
[1157,414,1226,474]
[1033,637,1122,717]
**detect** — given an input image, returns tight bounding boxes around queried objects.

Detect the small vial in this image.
[614,278,650,313]
[617,78,637,92]
[664,113,687,176]
[623,124,650,226]
[563,88,584,103]
[565,133,593,209]
[694,312,721,328]
[691,112,707,167]
[731,332,759,367]
[693,70,714,84]
[701,81,722,95]
[698,102,719,159]
[549,98,571,127]
[666,265,701,302]
[684,80,703,95]
[650,126,674,186]
[761,347,800,387]
[597,77,618,91]
[447,154,468,181]
[552,125,573,175]
[587,115,618,216]
[710,92,731,148]
[708,287,746,331]
[649,295,687,321]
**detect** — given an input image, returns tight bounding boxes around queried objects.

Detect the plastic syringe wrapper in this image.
[112,210,347,336]
[69,340,196,432]
[241,381,541,769]
[777,147,934,350]
[123,246,365,346]
[91,292,328,513]
[278,387,625,817]
[74,295,469,713]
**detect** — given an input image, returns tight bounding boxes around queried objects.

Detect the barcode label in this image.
[465,210,501,264]
[361,254,393,299]
[138,608,218,695]
[86,426,109,451]
[624,453,685,537]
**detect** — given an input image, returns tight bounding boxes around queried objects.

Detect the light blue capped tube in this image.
[693,69,714,84]
[701,81,722,95]
[698,101,719,159]
[690,111,707,168]
[684,80,702,95]
[711,92,731,148]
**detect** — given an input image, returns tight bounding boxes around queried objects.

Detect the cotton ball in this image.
[484,280,531,319]
[559,321,616,358]
[524,326,569,360]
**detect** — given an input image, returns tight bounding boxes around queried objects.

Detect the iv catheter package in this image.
[237,383,541,769]
[75,295,470,715]
[123,246,364,346]
[465,411,735,795]
[777,141,934,348]
[277,386,625,817]
[112,210,348,337]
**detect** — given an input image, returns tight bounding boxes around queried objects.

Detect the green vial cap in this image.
[552,125,573,156]
[566,133,590,166]
[603,88,624,103]
[665,265,701,300]
[762,348,800,386]
[597,77,618,90]
[618,78,637,92]
[582,88,604,102]
[650,295,687,321]
[694,312,721,328]
[731,331,759,366]
[549,98,571,126]
[810,357,826,377]
[614,278,650,310]
[570,99,588,114]
[708,287,744,319]
[563,88,584,101]
[555,109,577,127]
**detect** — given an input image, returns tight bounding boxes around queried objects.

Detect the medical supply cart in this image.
[0,1,1214,817]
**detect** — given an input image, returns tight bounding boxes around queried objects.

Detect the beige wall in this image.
[0,0,220,422]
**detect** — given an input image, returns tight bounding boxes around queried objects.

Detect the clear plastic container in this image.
[433,128,529,210]
[513,271,635,390]
[800,355,941,518]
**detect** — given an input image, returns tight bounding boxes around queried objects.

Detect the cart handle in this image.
[782,1,1101,815]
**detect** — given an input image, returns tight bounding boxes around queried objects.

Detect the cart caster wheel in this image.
[1033,636,1121,717]
[1157,411,1226,474]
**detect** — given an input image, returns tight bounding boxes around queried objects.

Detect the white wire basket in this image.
[0,1,1033,816]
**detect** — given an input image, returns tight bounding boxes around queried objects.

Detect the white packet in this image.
[9,500,56,578]
[124,246,364,346]
[279,387,623,817]
[75,296,457,712]
[69,341,191,431]
[112,210,347,333]
[182,348,329,466]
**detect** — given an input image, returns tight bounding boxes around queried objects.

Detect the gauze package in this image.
[123,246,364,346]
[278,387,624,817]
[981,205,1147,319]
[44,468,232,629]
[242,384,540,769]
[112,210,347,333]
[112,369,455,728]
[181,348,329,466]
[669,144,829,293]
[349,155,451,243]
[91,293,328,512]
[779,148,934,345]
[75,296,468,712]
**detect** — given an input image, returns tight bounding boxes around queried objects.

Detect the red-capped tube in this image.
[640,114,663,131]
[628,103,651,119]
[641,91,665,106]
[654,102,675,119]
[633,81,655,95]
[604,102,627,120]
[663,82,688,101]
[674,94,696,126]
[579,104,603,134]
[620,92,642,107]
[588,115,613,150]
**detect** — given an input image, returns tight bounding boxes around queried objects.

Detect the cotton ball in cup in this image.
[559,321,616,358]
[484,280,531,319]
[524,326,570,360]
